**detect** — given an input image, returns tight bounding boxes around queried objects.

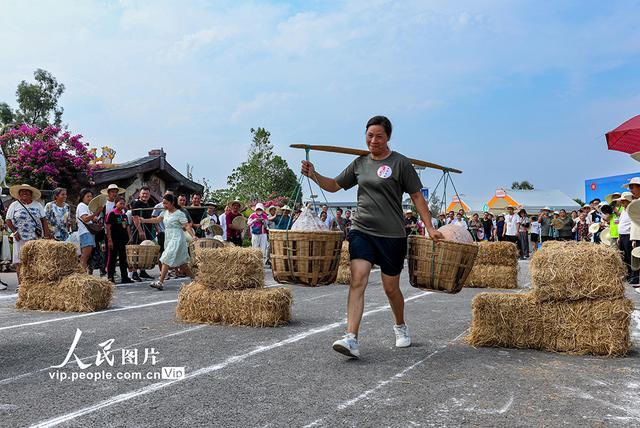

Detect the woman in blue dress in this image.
[140,194,196,290]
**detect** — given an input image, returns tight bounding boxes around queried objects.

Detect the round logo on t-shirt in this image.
[377,165,392,179]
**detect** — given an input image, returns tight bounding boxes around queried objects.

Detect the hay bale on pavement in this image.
[16,274,113,312]
[474,242,519,267]
[176,282,292,327]
[196,247,264,290]
[466,265,518,289]
[530,241,626,302]
[336,240,351,285]
[20,240,82,283]
[467,292,633,356]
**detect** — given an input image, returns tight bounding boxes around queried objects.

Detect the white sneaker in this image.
[0,283,7,291]
[393,324,411,348]
[332,333,360,358]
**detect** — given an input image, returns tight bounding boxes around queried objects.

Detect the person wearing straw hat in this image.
[5,184,50,287]
[272,205,293,230]
[203,203,219,238]
[101,184,126,213]
[248,203,269,265]
[301,115,444,359]
[225,198,245,246]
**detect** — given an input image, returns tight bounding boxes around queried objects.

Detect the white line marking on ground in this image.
[29,292,432,428]
[0,293,18,300]
[336,329,467,412]
[0,325,206,385]
[0,300,177,332]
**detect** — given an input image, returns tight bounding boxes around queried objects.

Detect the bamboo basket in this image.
[269,230,343,286]
[189,238,225,258]
[126,245,160,270]
[408,236,478,293]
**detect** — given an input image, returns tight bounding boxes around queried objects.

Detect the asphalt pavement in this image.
[0,260,639,427]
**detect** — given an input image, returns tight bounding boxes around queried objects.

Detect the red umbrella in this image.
[606,115,640,153]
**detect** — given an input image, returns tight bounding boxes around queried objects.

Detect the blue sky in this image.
[1,0,640,203]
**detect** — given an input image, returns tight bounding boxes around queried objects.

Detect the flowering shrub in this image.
[0,124,95,190]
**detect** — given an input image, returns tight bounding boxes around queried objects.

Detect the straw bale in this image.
[336,240,351,285]
[474,242,518,267]
[465,265,518,289]
[530,241,625,302]
[467,292,633,356]
[20,240,82,283]
[16,274,113,312]
[176,282,292,327]
[195,247,264,290]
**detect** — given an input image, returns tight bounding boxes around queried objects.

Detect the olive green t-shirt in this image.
[335,151,423,238]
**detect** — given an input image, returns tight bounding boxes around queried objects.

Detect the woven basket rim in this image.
[269,230,343,237]
[408,235,478,250]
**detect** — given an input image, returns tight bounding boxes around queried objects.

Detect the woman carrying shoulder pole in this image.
[140,194,196,290]
[301,115,444,359]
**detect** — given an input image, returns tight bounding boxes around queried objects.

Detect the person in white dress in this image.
[140,194,196,290]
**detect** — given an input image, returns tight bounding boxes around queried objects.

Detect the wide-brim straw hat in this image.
[88,194,107,213]
[627,199,640,227]
[588,223,601,234]
[551,218,564,229]
[100,184,126,195]
[622,177,640,188]
[541,206,551,212]
[600,228,614,246]
[227,198,246,212]
[9,184,41,200]
[231,215,247,231]
[632,247,640,271]
[281,205,292,212]
[615,192,633,202]
[606,193,622,204]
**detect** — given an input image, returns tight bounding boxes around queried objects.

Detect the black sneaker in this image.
[131,272,142,282]
[139,271,153,280]
[121,277,134,284]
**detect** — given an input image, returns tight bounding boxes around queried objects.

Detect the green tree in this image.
[1,69,65,129]
[573,197,585,207]
[511,180,534,190]
[226,127,300,202]
[428,194,442,218]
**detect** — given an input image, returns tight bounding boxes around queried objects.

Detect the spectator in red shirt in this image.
[226,199,244,246]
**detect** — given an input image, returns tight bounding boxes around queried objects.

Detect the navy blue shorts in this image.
[348,229,407,276]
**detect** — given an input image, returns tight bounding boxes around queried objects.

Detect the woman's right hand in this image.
[301,160,315,178]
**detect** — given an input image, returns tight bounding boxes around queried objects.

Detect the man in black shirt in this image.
[130,186,155,281]
[187,193,206,238]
